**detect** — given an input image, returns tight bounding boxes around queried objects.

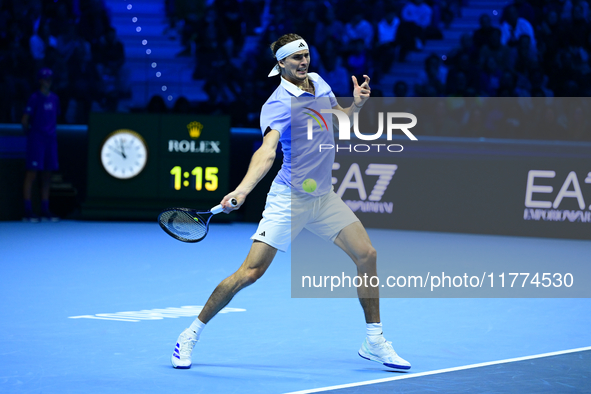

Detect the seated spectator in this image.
[515,73,534,97]
[386,80,415,116]
[343,13,374,48]
[416,53,447,96]
[175,0,206,56]
[374,10,400,78]
[43,46,68,116]
[0,3,12,52]
[562,2,590,48]
[473,14,496,50]
[436,0,459,29]
[1,36,34,122]
[535,10,561,58]
[446,69,470,96]
[93,27,127,112]
[500,5,536,50]
[214,0,243,52]
[47,2,76,38]
[512,34,539,75]
[293,5,320,43]
[346,39,371,76]
[77,0,111,45]
[560,0,590,23]
[447,53,479,94]
[497,70,518,96]
[196,16,241,106]
[479,28,512,73]
[315,6,345,45]
[446,33,478,69]
[322,56,350,97]
[94,27,125,72]
[266,3,293,37]
[393,80,409,97]
[66,45,100,123]
[398,0,433,61]
[57,24,91,63]
[29,20,57,68]
[529,68,554,97]
[307,43,325,77]
[478,56,502,96]
[501,0,535,26]
[147,95,167,113]
[547,48,591,96]
[172,96,192,113]
[377,10,400,46]
[402,0,433,34]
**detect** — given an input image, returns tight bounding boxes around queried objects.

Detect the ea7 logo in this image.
[334,163,397,201]
[525,170,591,210]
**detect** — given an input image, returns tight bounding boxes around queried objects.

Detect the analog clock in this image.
[100,129,148,179]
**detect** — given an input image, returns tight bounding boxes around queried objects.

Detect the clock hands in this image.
[119,138,127,159]
[108,139,128,158]
[108,145,125,157]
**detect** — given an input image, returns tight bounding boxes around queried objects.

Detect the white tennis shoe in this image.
[358,336,411,370]
[171,328,198,369]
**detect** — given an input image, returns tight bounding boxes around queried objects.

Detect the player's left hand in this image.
[352,75,371,108]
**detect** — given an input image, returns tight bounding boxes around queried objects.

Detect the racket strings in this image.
[159,210,208,242]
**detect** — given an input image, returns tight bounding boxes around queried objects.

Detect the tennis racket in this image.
[158,198,237,243]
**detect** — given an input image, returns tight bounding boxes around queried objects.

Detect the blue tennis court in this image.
[1,221,589,393]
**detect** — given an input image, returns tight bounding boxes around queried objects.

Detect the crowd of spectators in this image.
[403,0,591,140]
[165,0,459,127]
[413,0,591,100]
[2,0,590,141]
[161,0,591,141]
[0,0,128,124]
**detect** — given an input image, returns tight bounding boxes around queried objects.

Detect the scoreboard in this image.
[84,113,231,219]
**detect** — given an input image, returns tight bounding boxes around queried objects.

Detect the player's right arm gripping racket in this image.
[158,198,237,243]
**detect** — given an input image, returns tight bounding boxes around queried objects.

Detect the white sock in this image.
[366,322,383,343]
[189,318,206,340]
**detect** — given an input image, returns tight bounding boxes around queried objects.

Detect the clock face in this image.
[100,129,148,179]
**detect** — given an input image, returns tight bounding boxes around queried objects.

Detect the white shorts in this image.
[251,182,360,252]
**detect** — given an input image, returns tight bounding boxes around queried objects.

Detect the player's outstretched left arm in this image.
[332,75,371,120]
[220,129,280,213]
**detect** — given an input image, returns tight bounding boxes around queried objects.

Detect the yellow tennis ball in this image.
[303,178,317,193]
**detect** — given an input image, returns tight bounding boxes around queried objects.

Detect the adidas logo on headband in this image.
[299,42,305,48]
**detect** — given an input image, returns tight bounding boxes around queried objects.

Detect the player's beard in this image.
[295,67,307,80]
[284,67,307,86]
[288,68,307,87]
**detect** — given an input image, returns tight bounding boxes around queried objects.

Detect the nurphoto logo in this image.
[306,110,418,153]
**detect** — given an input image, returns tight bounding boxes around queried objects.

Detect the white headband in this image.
[268,39,309,77]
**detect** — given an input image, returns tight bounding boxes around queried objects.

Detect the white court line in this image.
[283,345,591,394]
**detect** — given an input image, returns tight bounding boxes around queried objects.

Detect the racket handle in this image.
[210,198,238,215]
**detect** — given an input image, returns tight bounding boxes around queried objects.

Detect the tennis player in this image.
[171,33,411,371]
[22,68,60,222]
